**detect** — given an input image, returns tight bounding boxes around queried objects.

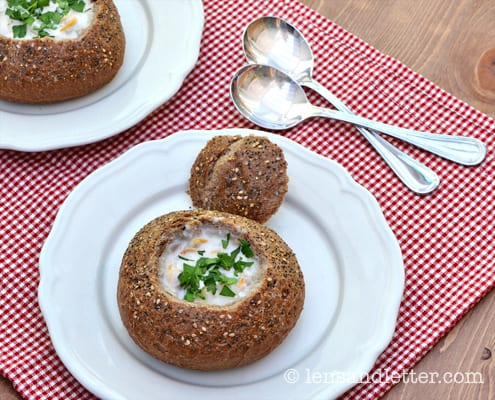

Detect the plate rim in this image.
[38,128,405,399]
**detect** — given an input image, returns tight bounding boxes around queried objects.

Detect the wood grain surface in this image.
[305,0,495,115]
[1,0,494,399]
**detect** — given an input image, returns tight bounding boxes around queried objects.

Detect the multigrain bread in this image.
[189,135,288,223]
[0,0,125,103]
[117,209,305,370]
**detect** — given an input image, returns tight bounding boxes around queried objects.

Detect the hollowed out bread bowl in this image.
[117,209,305,370]
[0,0,125,103]
[189,135,289,223]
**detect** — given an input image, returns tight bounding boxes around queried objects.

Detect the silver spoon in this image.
[242,16,439,194]
[230,64,486,167]
[242,17,486,167]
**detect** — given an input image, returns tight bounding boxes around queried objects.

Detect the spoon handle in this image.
[313,105,486,166]
[304,80,439,193]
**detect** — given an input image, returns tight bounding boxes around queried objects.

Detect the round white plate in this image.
[0,0,203,152]
[39,129,404,400]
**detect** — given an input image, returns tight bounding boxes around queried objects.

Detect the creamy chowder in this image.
[159,224,262,306]
[0,0,94,40]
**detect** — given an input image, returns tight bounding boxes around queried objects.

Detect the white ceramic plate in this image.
[39,129,404,400]
[0,0,203,152]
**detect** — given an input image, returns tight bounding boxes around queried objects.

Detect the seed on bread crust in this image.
[117,209,305,370]
[0,0,125,104]
[189,135,288,223]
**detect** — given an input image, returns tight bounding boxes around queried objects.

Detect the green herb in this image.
[177,233,255,302]
[203,269,237,295]
[70,0,85,12]
[5,0,89,39]
[221,232,231,249]
[12,24,27,38]
[219,286,236,297]
[239,239,255,258]
[233,259,254,274]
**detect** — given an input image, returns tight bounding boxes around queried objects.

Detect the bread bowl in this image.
[0,0,125,103]
[189,135,289,223]
[117,209,305,370]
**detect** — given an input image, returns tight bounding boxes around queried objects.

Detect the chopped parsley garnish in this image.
[219,286,236,297]
[239,238,255,258]
[221,232,230,249]
[177,234,255,302]
[5,0,89,38]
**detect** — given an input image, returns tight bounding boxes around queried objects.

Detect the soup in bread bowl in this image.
[0,0,125,103]
[117,209,305,370]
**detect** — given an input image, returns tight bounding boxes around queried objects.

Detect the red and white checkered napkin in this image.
[1,0,494,399]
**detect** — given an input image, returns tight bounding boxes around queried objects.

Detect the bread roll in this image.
[189,135,288,223]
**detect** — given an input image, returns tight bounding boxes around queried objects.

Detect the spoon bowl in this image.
[231,64,308,130]
[243,16,314,83]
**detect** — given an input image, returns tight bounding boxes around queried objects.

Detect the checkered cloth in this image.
[1,0,494,399]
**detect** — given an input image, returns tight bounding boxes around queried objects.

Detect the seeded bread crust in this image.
[189,135,289,223]
[0,0,125,104]
[117,209,305,370]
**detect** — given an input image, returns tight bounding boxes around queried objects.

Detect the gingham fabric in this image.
[1,0,494,399]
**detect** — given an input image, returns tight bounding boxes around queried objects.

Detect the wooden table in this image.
[1,0,494,398]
